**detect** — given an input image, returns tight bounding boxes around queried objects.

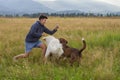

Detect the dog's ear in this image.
[42,37,46,41]
[65,40,68,44]
[59,38,62,43]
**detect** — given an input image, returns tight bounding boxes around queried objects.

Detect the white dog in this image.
[43,36,64,62]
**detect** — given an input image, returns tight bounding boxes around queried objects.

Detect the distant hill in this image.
[40,0,120,14]
[0,0,54,15]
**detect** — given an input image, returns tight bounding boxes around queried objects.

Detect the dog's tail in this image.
[79,38,86,53]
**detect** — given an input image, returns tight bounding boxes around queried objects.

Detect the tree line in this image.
[0,12,120,18]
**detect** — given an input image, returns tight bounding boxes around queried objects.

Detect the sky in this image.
[33,0,120,7]
[96,0,120,6]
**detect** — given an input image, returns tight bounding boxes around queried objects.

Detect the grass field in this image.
[0,17,120,80]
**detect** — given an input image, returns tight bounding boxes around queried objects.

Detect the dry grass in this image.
[0,17,120,80]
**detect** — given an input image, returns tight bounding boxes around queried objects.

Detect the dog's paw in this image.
[82,38,85,41]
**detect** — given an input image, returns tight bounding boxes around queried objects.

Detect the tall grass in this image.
[0,17,120,80]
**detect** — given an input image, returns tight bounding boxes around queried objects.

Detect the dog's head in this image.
[59,38,68,45]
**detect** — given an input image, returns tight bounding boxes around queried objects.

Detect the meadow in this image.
[0,17,120,80]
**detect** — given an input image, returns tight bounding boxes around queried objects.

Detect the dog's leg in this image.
[70,54,76,66]
[44,49,50,64]
[58,48,64,59]
[77,57,81,67]
[70,53,78,66]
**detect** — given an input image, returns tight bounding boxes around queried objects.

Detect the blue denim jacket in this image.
[25,21,57,42]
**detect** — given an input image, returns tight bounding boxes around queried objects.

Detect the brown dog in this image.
[59,38,86,66]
